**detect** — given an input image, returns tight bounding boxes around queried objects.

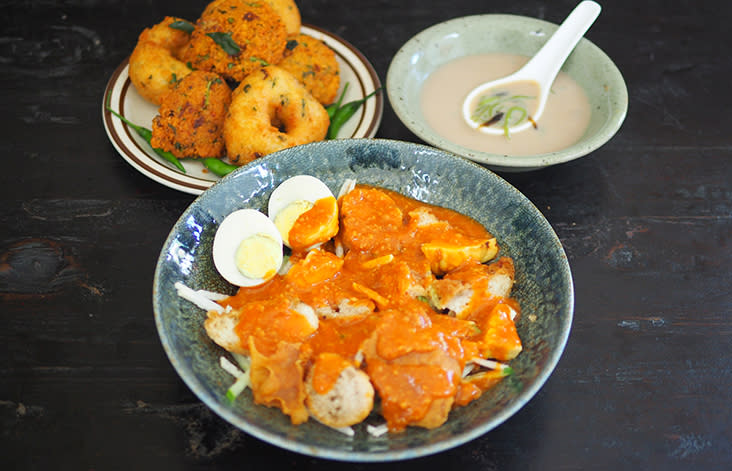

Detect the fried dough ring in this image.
[266,0,302,36]
[279,33,340,105]
[128,16,193,105]
[223,66,329,164]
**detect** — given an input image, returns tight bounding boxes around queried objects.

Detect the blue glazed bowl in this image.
[152,139,574,461]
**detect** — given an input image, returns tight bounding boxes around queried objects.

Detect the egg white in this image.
[212,209,284,287]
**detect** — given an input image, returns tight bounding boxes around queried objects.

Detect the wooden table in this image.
[2,0,730,469]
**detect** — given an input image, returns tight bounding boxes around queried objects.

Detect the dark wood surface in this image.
[2,0,730,469]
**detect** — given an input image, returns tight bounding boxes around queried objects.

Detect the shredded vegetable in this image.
[174,282,225,313]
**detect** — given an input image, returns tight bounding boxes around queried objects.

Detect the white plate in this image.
[102,25,383,195]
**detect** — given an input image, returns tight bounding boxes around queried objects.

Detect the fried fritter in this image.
[278,33,340,105]
[128,16,193,105]
[179,0,288,82]
[150,70,232,159]
[266,0,302,36]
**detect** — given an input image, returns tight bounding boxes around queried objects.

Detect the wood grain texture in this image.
[1,0,730,469]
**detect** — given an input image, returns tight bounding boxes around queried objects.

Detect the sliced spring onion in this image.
[221,354,251,402]
[472,95,502,123]
[503,106,528,138]
[471,91,535,136]
[226,374,250,402]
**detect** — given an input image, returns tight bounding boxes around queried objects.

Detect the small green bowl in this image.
[153,139,574,461]
[387,14,628,171]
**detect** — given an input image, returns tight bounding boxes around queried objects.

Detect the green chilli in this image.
[203,158,238,177]
[325,82,349,119]
[105,94,186,173]
[327,86,382,139]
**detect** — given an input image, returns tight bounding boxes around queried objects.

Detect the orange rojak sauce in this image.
[215,184,523,432]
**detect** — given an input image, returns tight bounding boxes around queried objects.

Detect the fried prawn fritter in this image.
[150,71,232,159]
[179,0,288,83]
[223,66,329,165]
[278,33,340,105]
[265,0,301,36]
[128,16,193,105]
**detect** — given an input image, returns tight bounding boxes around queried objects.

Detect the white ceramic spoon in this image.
[462,1,601,136]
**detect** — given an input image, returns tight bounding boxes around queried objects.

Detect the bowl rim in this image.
[152,138,575,461]
[386,13,628,170]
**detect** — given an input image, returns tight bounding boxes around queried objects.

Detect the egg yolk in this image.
[234,233,281,280]
[273,200,313,246]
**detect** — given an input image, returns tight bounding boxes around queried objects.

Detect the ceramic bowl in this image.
[386,14,628,172]
[152,139,574,461]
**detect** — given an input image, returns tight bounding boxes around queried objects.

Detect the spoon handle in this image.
[518,1,601,87]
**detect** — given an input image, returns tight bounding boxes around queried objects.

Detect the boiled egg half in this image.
[212,208,283,287]
[268,175,339,251]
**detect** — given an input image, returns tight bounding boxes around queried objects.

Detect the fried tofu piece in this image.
[469,303,522,361]
[360,309,463,432]
[407,206,450,230]
[314,298,375,320]
[365,349,460,432]
[421,237,498,276]
[429,257,515,318]
[407,206,499,275]
[306,353,374,428]
[204,309,246,354]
